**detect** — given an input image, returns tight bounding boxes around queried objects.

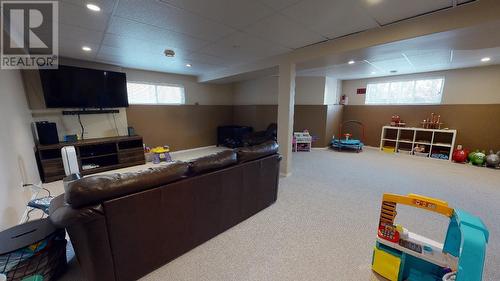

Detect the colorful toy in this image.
[469,150,486,166]
[452,145,467,163]
[372,193,489,281]
[330,120,364,153]
[421,113,443,129]
[486,150,500,168]
[150,146,172,164]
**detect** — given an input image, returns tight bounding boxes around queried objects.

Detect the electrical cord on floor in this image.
[77,114,85,140]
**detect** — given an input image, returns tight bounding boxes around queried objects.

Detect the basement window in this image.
[365,78,444,105]
[127,82,185,105]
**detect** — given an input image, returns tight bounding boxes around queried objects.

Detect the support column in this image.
[277,62,296,176]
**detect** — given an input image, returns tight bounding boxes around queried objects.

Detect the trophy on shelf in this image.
[421,113,443,129]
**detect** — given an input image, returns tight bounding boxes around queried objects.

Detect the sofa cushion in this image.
[65,161,189,208]
[236,140,279,163]
[189,150,237,175]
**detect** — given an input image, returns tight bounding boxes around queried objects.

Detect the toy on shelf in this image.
[150,146,172,164]
[292,130,312,152]
[486,150,500,168]
[452,145,468,163]
[390,114,406,127]
[468,150,486,166]
[372,193,489,281]
[421,113,443,129]
[330,120,364,153]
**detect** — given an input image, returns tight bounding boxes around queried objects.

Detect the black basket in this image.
[0,219,67,281]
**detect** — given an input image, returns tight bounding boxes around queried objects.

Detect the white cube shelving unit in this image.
[379,126,457,161]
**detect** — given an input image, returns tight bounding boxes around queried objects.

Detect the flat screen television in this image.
[39,65,129,108]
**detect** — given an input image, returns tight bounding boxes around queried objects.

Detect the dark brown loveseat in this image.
[49,141,280,281]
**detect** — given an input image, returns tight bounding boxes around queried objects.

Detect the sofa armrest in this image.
[49,194,104,228]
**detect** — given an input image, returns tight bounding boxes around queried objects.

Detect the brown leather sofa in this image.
[49,141,280,281]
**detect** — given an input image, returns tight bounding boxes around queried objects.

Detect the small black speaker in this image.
[35,122,59,145]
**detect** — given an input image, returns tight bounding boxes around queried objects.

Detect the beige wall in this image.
[342,65,500,105]
[233,76,339,105]
[0,70,40,230]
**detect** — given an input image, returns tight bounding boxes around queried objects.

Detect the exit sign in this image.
[357,88,366,95]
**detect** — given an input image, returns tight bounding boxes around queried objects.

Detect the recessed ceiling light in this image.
[371,71,376,75]
[348,60,355,65]
[82,46,92,52]
[86,3,101,12]
[186,63,192,67]
[481,57,491,62]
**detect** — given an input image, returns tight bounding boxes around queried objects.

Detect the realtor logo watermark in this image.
[1,1,58,69]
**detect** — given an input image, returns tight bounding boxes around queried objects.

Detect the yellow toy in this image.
[372,193,489,281]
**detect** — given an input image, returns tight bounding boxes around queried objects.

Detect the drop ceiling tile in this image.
[368,56,413,72]
[106,17,208,52]
[61,0,116,14]
[101,33,193,60]
[60,24,104,45]
[201,31,291,65]
[281,0,379,39]
[362,0,452,25]
[244,13,325,49]
[257,0,303,10]
[114,0,234,42]
[59,1,110,31]
[158,0,274,29]
[403,49,452,68]
[186,52,228,67]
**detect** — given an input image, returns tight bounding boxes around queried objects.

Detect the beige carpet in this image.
[60,148,500,281]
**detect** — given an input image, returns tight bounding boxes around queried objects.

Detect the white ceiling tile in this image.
[367,56,413,72]
[114,0,234,42]
[60,24,104,45]
[59,1,110,31]
[201,31,291,65]
[106,17,208,52]
[403,49,452,68]
[186,52,228,67]
[59,40,99,60]
[159,0,274,29]
[61,0,116,14]
[257,0,303,10]
[362,0,452,25]
[244,13,326,49]
[281,0,379,39]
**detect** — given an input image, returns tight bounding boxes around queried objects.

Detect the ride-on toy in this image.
[372,193,489,281]
[330,120,364,152]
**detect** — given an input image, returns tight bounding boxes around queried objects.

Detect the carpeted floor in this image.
[60,148,500,281]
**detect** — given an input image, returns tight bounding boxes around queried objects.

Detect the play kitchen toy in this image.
[292,131,312,152]
[372,193,489,281]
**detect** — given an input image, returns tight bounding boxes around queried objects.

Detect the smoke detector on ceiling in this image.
[164,49,175,57]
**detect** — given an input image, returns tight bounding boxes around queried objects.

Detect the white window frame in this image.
[127,81,186,105]
[364,77,445,105]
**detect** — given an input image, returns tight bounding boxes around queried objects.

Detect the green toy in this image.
[469,150,486,166]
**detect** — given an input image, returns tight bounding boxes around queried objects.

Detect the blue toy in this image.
[372,193,489,281]
[330,120,364,152]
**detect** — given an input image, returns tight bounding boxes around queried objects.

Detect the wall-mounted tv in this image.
[39,65,129,108]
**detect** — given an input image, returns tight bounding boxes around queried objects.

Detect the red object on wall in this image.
[357,88,366,94]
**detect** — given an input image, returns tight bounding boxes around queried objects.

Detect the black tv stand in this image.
[62,109,120,115]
